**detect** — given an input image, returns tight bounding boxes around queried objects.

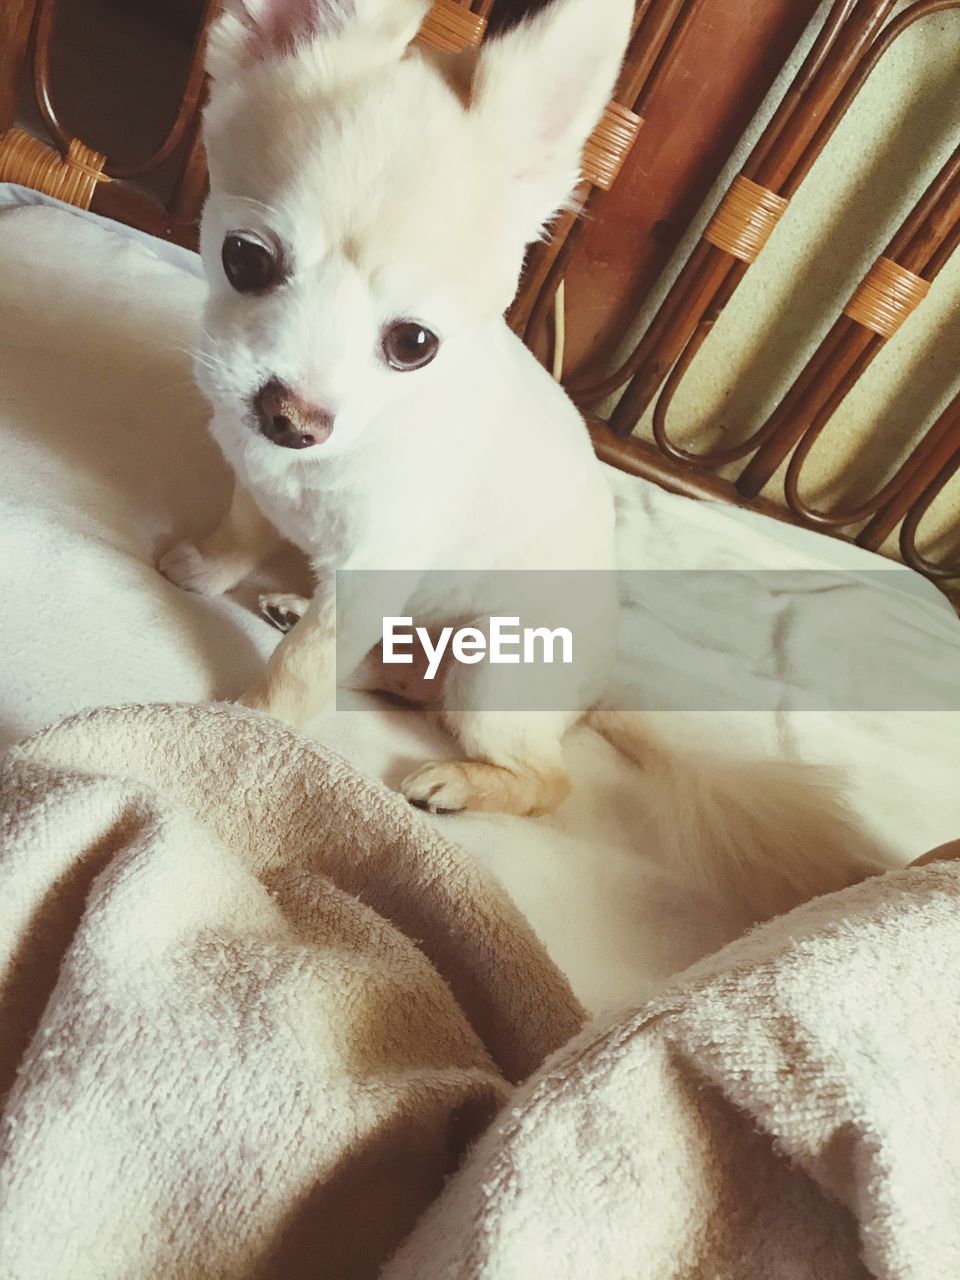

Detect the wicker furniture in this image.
[2,0,958,587]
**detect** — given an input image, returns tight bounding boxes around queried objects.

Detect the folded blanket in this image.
[4,702,958,1280]
[386,853,960,1280]
[0,703,582,1280]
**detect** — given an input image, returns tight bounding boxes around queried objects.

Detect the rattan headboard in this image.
[0,0,495,244]
[2,0,959,590]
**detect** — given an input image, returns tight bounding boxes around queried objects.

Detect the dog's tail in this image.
[589,710,894,924]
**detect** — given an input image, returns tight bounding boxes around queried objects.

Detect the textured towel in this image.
[385,854,960,1280]
[4,701,960,1279]
[0,702,582,1280]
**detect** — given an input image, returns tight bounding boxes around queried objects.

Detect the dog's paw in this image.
[158,542,233,597]
[259,592,310,633]
[399,762,471,815]
[400,759,568,817]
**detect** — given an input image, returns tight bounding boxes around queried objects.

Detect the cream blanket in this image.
[0,703,582,1278]
[388,855,960,1280]
[2,703,959,1279]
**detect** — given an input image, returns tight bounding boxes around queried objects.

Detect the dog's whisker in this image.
[190,352,223,371]
[180,345,231,376]
[198,326,227,350]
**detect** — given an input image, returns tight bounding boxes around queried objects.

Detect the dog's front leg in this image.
[239,591,337,727]
[240,571,419,729]
[159,480,279,597]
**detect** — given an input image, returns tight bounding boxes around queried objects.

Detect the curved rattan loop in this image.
[844,255,930,338]
[781,337,894,527]
[31,0,70,152]
[106,0,219,180]
[782,183,960,526]
[786,408,960,535]
[575,0,865,409]
[702,174,789,263]
[617,3,960,478]
[582,102,644,192]
[649,316,776,466]
[591,0,960,423]
[417,0,487,52]
[0,127,108,210]
[31,0,218,181]
[776,164,960,522]
[900,441,960,579]
[650,322,800,467]
[646,307,860,470]
[788,0,960,202]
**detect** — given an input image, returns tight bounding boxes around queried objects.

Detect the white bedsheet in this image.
[2,189,959,1010]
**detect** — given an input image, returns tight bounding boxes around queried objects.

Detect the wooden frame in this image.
[0,0,494,246]
[0,0,217,244]
[575,0,960,586]
[2,0,959,587]
[506,0,699,340]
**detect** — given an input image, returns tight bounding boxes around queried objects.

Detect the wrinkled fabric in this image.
[0,702,581,1280]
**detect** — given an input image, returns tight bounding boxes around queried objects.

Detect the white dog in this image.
[162,0,630,819]
[161,0,889,914]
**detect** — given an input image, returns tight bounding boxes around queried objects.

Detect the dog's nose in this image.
[253,379,333,450]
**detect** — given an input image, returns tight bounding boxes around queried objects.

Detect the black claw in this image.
[407,798,464,816]
[262,605,291,633]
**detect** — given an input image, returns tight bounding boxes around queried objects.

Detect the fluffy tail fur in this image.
[589,710,895,925]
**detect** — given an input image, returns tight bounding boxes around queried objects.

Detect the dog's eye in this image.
[382,321,440,372]
[222,232,282,294]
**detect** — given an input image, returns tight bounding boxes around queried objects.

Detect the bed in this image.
[2,181,960,1010]
[2,0,960,1009]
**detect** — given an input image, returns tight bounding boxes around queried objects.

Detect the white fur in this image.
[160,0,887,916]
[590,711,894,925]
[162,0,630,817]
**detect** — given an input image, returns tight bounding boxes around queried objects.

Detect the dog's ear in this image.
[471,0,634,243]
[207,0,429,82]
